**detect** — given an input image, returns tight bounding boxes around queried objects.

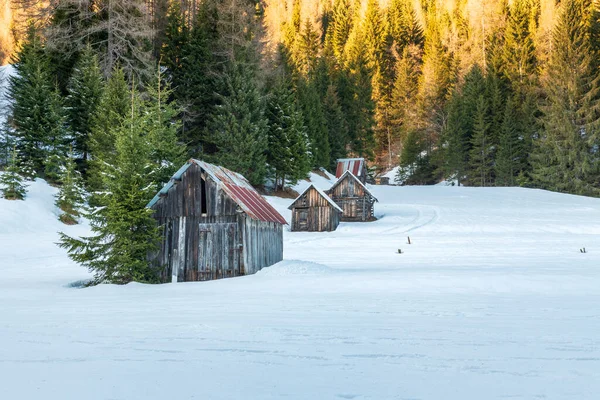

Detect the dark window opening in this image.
[200,178,207,214]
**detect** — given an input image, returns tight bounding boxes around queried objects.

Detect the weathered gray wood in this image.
[328,173,377,222]
[149,162,283,282]
[289,186,341,232]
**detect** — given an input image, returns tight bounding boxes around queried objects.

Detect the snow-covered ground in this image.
[1,175,600,399]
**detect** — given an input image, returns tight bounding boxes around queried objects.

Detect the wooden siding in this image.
[244,219,284,274]
[290,187,341,232]
[328,174,376,222]
[150,163,283,282]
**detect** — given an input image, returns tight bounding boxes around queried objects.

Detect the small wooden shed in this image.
[328,170,378,222]
[148,159,286,282]
[288,184,342,232]
[335,158,368,184]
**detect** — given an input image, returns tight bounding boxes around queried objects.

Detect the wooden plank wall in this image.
[290,187,340,232]
[329,175,375,222]
[243,219,283,274]
[150,163,283,282]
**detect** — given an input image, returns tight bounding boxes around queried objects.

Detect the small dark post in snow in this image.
[397,249,403,254]
[580,247,586,253]
[407,236,411,245]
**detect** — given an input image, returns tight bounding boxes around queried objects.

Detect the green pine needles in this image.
[1,146,28,200]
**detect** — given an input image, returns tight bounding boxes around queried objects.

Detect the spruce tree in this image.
[207,62,269,186]
[531,0,600,196]
[144,67,186,189]
[326,0,353,63]
[265,78,310,190]
[396,130,426,184]
[469,96,493,187]
[442,65,485,185]
[387,0,424,53]
[56,149,85,224]
[496,97,525,186]
[296,20,320,76]
[165,0,220,154]
[322,84,349,170]
[297,77,330,168]
[502,0,537,91]
[66,44,104,166]
[87,68,130,191]
[0,146,27,200]
[8,26,69,175]
[343,55,376,159]
[58,88,160,285]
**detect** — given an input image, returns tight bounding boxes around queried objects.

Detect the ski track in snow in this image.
[1,176,600,399]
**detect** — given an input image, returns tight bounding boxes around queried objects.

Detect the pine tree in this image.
[442,65,485,185]
[165,0,220,154]
[87,68,130,191]
[344,55,376,159]
[502,0,537,91]
[296,20,321,75]
[207,62,269,186]
[326,0,353,63]
[56,149,85,224]
[531,0,600,196]
[391,45,422,166]
[387,0,424,53]
[144,67,186,189]
[265,78,310,190]
[469,96,493,186]
[322,84,348,170]
[58,87,160,285]
[396,130,426,184]
[8,26,69,175]
[496,97,525,186]
[66,44,104,166]
[297,76,330,168]
[0,146,28,200]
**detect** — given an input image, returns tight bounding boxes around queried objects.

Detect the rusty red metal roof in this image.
[336,158,365,178]
[224,184,287,224]
[194,160,286,225]
[148,159,287,225]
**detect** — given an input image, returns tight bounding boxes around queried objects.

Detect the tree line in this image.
[1,0,600,283]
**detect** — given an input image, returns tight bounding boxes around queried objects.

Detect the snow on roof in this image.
[335,158,366,178]
[148,159,287,225]
[289,184,343,213]
[330,170,378,202]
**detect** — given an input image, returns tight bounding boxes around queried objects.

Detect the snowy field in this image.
[1,175,600,399]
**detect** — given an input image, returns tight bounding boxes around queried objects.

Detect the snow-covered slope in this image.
[1,178,600,400]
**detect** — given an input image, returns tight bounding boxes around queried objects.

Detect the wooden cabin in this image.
[288,185,342,232]
[335,158,368,184]
[148,159,286,282]
[328,170,378,222]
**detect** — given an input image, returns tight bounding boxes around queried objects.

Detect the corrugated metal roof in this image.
[329,170,378,202]
[336,158,365,178]
[288,184,343,213]
[147,159,287,225]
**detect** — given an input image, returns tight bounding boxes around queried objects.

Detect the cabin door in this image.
[198,223,239,280]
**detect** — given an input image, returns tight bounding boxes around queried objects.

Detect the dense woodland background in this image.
[2,0,600,194]
[1,0,600,282]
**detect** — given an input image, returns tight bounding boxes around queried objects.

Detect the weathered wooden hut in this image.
[328,171,378,222]
[148,159,287,282]
[288,185,342,232]
[335,158,368,184]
